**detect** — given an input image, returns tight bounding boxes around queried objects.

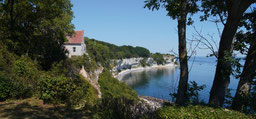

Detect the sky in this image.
[70,0,224,56]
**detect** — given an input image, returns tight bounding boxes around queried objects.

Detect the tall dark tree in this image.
[144,0,199,104]
[201,0,255,106]
[232,9,256,111]
[0,0,74,70]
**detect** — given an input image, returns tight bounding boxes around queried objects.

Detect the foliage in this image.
[200,0,227,23]
[85,38,150,60]
[73,55,98,72]
[144,0,200,105]
[140,58,150,67]
[156,105,254,119]
[151,53,165,65]
[144,0,200,24]
[94,97,137,119]
[0,42,16,77]
[170,81,206,104]
[246,79,256,113]
[38,75,97,107]
[224,88,233,107]
[0,0,74,70]
[0,45,40,100]
[0,77,12,101]
[97,69,139,118]
[13,55,39,80]
[187,81,206,104]
[231,7,256,112]
[10,55,40,99]
[98,69,138,100]
[49,55,98,79]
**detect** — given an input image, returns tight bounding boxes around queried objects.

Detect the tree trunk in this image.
[176,1,189,105]
[232,35,256,111]
[209,0,252,106]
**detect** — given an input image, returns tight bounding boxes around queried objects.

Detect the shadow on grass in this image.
[0,102,91,119]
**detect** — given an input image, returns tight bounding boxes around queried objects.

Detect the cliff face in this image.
[112,57,176,72]
[80,66,103,98]
[113,58,144,72]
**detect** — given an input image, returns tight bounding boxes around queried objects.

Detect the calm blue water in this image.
[121,57,243,103]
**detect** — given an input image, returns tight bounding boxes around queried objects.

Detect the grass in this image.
[1,98,255,119]
[0,98,91,119]
[156,105,255,119]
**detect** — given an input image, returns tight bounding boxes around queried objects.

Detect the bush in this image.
[38,75,98,107]
[156,105,254,119]
[0,77,12,101]
[95,97,137,119]
[0,44,40,100]
[50,55,98,78]
[96,69,139,118]
[98,69,138,101]
[13,55,39,80]
[9,55,40,99]
[0,43,16,77]
[71,55,98,72]
[170,81,206,104]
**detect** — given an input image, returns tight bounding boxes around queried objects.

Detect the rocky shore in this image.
[131,96,174,118]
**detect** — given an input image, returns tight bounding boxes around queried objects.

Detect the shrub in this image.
[156,105,254,119]
[38,75,98,107]
[13,55,39,80]
[0,44,41,100]
[0,43,16,77]
[170,81,205,104]
[0,77,12,101]
[71,55,98,72]
[50,55,98,78]
[98,69,138,101]
[9,55,40,99]
[96,69,139,118]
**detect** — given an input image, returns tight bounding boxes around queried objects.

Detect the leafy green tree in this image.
[201,0,255,106]
[144,0,199,105]
[232,8,256,111]
[0,0,74,70]
[85,38,151,60]
[151,53,165,65]
[135,46,150,57]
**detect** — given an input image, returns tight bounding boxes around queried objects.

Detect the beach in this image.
[114,63,178,81]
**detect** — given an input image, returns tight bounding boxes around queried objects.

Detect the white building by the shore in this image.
[64,30,86,57]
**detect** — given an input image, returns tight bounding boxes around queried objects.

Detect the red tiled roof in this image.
[65,30,84,44]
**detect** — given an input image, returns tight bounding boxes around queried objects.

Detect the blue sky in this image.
[71,0,224,56]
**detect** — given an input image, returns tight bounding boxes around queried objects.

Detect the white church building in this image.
[64,30,86,57]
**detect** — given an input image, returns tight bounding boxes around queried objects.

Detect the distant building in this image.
[163,55,176,64]
[64,30,86,57]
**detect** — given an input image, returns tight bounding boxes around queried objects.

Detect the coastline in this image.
[114,63,178,81]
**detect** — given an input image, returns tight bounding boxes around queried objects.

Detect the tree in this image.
[201,0,255,107]
[231,8,256,111]
[144,0,199,104]
[0,0,74,70]
[151,53,165,65]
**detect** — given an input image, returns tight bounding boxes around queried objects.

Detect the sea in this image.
[120,56,244,103]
